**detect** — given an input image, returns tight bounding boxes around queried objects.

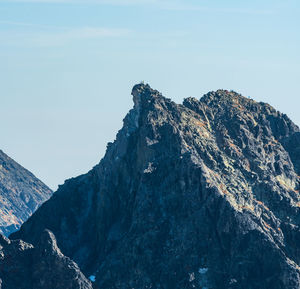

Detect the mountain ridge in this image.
[0,149,52,236]
[8,83,300,288]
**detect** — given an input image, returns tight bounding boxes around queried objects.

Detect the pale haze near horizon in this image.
[0,0,299,190]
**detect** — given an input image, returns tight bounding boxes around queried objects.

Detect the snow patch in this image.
[89,275,96,282]
[198,267,208,274]
[143,162,155,174]
[189,272,195,282]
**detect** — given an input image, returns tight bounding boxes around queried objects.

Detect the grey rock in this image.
[11,84,300,288]
[32,229,93,289]
[0,230,92,289]
[0,234,10,248]
[0,150,52,236]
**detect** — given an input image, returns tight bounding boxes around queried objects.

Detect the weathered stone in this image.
[0,230,92,289]
[11,84,300,288]
[0,234,10,248]
[0,150,52,236]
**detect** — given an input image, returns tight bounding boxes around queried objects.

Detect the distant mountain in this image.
[0,150,52,236]
[5,84,300,289]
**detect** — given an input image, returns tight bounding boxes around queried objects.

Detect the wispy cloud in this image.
[35,27,131,46]
[0,25,131,47]
[0,20,36,27]
[0,20,58,28]
[1,0,159,4]
[218,7,275,15]
[153,2,274,15]
[2,0,275,15]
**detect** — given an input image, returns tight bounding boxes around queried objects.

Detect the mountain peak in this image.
[200,89,256,107]
[37,229,62,256]
[9,85,300,289]
[131,82,162,108]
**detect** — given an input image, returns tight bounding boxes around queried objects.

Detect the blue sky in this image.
[1,0,299,189]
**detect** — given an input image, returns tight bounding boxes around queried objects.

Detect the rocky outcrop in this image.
[11,84,300,288]
[0,150,52,236]
[0,231,92,289]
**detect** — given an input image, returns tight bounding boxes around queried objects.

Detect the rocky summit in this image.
[6,83,300,289]
[0,150,52,236]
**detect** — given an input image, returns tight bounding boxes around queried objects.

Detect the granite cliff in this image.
[5,84,300,288]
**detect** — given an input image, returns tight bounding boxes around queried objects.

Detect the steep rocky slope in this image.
[0,230,92,289]
[11,84,300,289]
[0,150,52,236]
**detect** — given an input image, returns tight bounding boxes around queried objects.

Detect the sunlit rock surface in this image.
[10,84,300,289]
[0,150,52,236]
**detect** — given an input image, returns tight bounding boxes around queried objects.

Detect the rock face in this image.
[0,150,52,236]
[0,231,92,289]
[11,84,300,288]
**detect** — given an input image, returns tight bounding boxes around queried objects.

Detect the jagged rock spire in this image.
[10,84,300,289]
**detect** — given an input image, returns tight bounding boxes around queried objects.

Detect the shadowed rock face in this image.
[11,84,300,288]
[0,230,92,289]
[0,150,52,236]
